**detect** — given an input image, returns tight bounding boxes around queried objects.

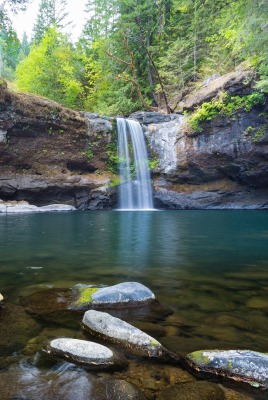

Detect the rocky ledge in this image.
[0,200,75,213]
[135,67,268,209]
[0,81,116,209]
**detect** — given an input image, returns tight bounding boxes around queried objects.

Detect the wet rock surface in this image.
[47,338,126,370]
[186,350,268,389]
[82,310,167,358]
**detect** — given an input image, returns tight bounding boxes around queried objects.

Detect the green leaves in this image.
[16,28,82,108]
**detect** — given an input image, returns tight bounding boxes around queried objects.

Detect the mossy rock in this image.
[69,282,156,311]
[186,350,268,389]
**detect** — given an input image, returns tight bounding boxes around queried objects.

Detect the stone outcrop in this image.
[0,81,116,209]
[181,67,254,111]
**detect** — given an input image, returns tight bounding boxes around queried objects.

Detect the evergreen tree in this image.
[32,0,70,44]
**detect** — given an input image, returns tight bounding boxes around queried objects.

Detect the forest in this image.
[1,0,268,115]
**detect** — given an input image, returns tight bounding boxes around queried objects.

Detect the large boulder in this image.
[47,338,126,370]
[69,282,156,310]
[82,310,175,360]
[186,349,268,389]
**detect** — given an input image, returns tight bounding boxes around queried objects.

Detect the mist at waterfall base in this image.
[117,118,154,210]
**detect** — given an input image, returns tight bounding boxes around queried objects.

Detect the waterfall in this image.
[117,118,154,210]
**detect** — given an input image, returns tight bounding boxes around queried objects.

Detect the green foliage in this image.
[16,28,83,108]
[83,147,94,159]
[148,158,159,170]
[188,92,266,132]
[32,0,71,44]
[106,141,119,174]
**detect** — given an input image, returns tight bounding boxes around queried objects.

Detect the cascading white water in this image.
[117,118,154,210]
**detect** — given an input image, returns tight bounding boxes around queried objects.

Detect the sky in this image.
[7,0,87,42]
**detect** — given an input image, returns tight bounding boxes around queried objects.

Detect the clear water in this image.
[1,210,268,398]
[117,118,154,210]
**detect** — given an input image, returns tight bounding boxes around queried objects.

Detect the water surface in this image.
[1,211,268,398]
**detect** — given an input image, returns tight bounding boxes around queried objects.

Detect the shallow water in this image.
[0,210,268,398]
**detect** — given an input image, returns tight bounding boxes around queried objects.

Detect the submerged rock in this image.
[82,310,172,359]
[0,303,41,357]
[158,381,225,400]
[47,338,126,370]
[91,379,146,400]
[69,282,155,310]
[20,288,81,328]
[0,363,144,400]
[186,350,268,389]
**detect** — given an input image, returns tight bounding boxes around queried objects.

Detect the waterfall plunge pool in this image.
[0,210,268,399]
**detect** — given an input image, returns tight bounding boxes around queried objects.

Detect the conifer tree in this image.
[32,0,70,44]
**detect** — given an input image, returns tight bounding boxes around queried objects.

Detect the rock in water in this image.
[70,282,155,310]
[186,349,268,389]
[47,338,126,370]
[91,379,146,400]
[0,293,3,302]
[0,304,41,357]
[82,310,168,358]
[158,381,225,400]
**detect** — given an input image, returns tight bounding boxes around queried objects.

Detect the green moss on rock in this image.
[73,287,99,308]
[187,351,211,366]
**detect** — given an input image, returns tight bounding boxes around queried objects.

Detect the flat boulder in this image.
[47,338,126,370]
[186,349,268,389]
[82,310,173,359]
[69,282,155,310]
[0,200,75,213]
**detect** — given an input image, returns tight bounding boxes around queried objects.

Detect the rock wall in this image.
[0,81,116,209]
[132,70,268,209]
[1,67,268,210]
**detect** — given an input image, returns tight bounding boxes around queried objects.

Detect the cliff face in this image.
[1,68,268,210]
[0,81,115,209]
[136,69,268,209]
